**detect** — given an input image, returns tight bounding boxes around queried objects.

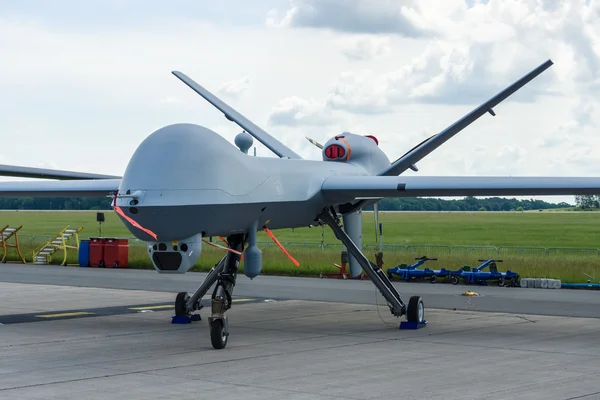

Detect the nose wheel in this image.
[210,318,228,349]
[407,296,425,323]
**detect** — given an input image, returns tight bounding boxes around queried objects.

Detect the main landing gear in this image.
[174,234,244,349]
[318,207,425,325]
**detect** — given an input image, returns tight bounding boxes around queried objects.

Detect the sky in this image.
[0,0,598,204]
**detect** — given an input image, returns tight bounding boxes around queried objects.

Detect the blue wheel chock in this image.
[171,314,201,324]
[399,320,427,330]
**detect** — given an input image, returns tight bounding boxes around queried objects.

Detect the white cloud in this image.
[267,0,432,37]
[537,95,597,149]
[159,96,185,105]
[326,70,392,114]
[336,35,391,61]
[218,76,251,98]
[268,96,331,126]
[271,0,600,109]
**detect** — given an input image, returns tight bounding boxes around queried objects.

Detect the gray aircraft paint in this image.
[115,124,381,242]
[3,59,600,276]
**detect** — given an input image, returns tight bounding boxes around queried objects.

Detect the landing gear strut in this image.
[318,207,425,325]
[173,234,244,349]
[208,234,244,349]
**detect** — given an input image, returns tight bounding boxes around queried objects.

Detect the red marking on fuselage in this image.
[112,194,158,241]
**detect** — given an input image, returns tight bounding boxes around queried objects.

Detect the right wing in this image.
[172,71,302,160]
[0,179,120,197]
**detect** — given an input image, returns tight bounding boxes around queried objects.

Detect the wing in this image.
[0,179,121,197]
[0,164,120,180]
[322,176,600,202]
[172,71,302,160]
[378,59,554,177]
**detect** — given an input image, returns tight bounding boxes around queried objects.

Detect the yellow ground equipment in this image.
[0,225,26,264]
[32,226,83,266]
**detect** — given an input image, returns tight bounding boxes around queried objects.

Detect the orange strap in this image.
[263,227,300,267]
[202,239,243,255]
[112,195,158,240]
[338,137,352,161]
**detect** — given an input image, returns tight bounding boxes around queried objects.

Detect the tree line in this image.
[0,196,575,212]
[575,195,600,209]
[368,196,573,211]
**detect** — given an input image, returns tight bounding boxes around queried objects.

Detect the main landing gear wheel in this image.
[210,319,228,349]
[407,296,425,323]
[429,275,437,284]
[175,292,189,316]
[451,275,460,285]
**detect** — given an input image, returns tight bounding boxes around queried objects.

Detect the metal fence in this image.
[12,234,600,259]
[254,241,600,258]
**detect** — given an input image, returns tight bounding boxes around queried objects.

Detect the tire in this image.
[429,275,437,284]
[498,277,505,287]
[451,275,460,285]
[175,292,189,316]
[407,296,425,323]
[210,319,228,349]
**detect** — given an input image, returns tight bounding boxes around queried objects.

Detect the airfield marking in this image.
[128,305,173,310]
[0,297,271,325]
[37,311,94,318]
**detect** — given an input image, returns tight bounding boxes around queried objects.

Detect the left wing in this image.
[0,164,120,180]
[322,176,600,201]
[378,59,553,177]
[172,71,302,160]
[0,179,121,197]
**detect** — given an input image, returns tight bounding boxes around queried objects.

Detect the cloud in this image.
[270,0,600,112]
[159,96,185,105]
[218,76,251,98]
[337,35,391,61]
[267,0,432,37]
[267,96,331,126]
[325,70,392,114]
[537,96,597,149]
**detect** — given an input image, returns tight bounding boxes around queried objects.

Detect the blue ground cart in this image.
[428,266,465,284]
[452,259,519,287]
[387,256,437,282]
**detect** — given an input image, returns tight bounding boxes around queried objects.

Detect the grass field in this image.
[1,210,599,283]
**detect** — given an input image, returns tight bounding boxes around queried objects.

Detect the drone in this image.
[1,59,599,349]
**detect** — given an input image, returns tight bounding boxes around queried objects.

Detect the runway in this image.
[1,263,600,318]
[2,265,600,399]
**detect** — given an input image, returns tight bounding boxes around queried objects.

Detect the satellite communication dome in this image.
[234,131,253,154]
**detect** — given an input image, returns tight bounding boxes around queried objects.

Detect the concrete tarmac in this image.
[2,278,600,399]
[1,264,600,318]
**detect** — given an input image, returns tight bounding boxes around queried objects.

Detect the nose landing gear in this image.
[173,234,244,349]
